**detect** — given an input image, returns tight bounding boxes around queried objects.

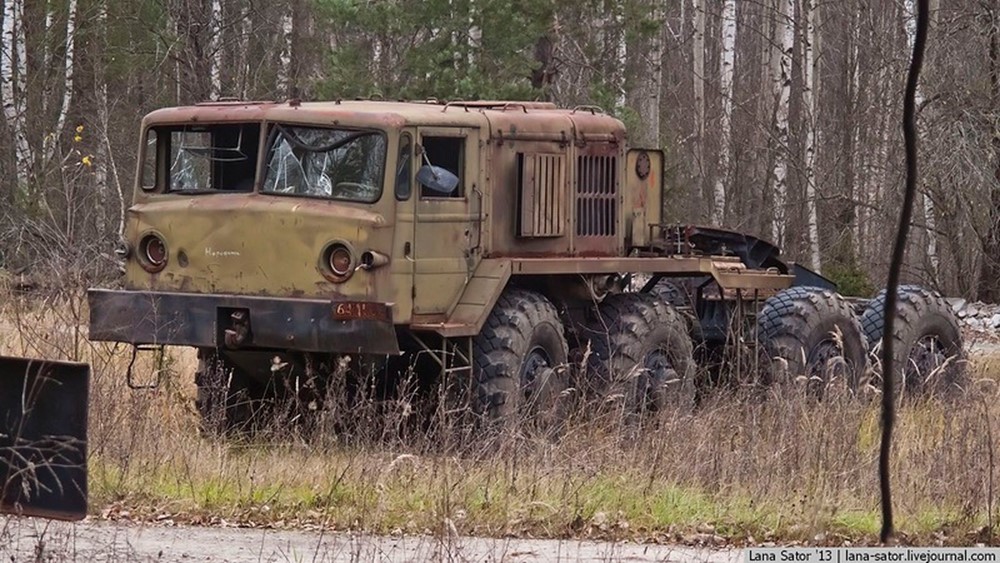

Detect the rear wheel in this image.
[582,293,696,415]
[758,286,867,395]
[472,289,570,430]
[860,285,965,396]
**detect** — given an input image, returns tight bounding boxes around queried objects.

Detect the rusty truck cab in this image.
[90,101,438,358]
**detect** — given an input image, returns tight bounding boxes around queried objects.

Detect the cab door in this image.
[411,127,479,319]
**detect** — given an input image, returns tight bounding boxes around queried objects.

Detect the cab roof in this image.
[141,99,627,142]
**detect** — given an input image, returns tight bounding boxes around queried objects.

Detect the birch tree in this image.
[277,4,294,96]
[849,6,864,261]
[713,0,736,225]
[209,0,223,99]
[802,0,821,270]
[238,5,252,98]
[93,0,117,235]
[768,0,794,246]
[2,0,32,189]
[610,0,627,109]
[44,0,80,167]
[903,0,939,278]
[468,0,481,66]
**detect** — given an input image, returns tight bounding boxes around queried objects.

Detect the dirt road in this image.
[0,518,740,562]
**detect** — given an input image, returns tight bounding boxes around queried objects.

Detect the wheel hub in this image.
[807,339,847,390]
[520,347,552,401]
[640,347,677,410]
[907,335,948,391]
[644,349,676,385]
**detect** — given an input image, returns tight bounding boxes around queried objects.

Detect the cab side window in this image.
[420,136,464,198]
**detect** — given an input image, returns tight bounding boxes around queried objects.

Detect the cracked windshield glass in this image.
[166,124,260,192]
[262,126,386,202]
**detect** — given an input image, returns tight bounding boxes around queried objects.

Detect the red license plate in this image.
[332,301,390,321]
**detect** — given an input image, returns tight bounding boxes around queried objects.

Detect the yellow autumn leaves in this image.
[73,124,93,167]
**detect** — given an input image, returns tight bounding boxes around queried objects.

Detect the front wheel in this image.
[472,289,570,430]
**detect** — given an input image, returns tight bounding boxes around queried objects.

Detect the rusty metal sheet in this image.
[88,289,401,355]
[0,356,88,521]
[519,153,567,237]
[509,257,795,291]
[626,149,664,247]
[142,101,494,137]
[412,259,512,337]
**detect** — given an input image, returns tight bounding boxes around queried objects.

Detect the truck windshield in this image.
[262,125,386,202]
[150,123,261,192]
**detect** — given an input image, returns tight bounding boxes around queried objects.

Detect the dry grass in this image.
[2,291,1000,546]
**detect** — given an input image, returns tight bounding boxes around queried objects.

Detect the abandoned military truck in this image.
[87,99,965,431]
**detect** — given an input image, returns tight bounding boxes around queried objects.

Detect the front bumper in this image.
[87,289,400,355]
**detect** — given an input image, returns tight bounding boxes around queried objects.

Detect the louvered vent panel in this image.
[575,155,617,237]
[519,153,566,237]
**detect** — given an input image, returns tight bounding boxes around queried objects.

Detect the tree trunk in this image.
[769,0,794,246]
[239,4,251,99]
[2,0,32,190]
[693,0,706,209]
[980,9,1000,301]
[45,0,79,167]
[627,0,662,148]
[94,0,113,237]
[645,1,663,148]
[847,5,862,262]
[209,0,222,99]
[468,0,481,67]
[531,34,555,94]
[277,3,294,97]
[713,0,736,225]
[612,0,627,109]
[905,0,938,279]
[802,0,821,271]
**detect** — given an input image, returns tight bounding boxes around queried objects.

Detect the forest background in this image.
[0,0,994,299]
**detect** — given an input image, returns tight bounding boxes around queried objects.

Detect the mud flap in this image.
[0,356,89,521]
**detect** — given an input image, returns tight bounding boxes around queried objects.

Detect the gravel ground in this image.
[0,518,741,562]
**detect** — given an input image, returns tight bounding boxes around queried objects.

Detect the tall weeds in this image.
[1,288,996,544]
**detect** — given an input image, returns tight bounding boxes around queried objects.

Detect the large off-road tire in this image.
[649,278,704,344]
[649,279,689,308]
[583,293,696,414]
[860,285,966,396]
[195,350,263,436]
[472,289,570,428]
[758,286,867,394]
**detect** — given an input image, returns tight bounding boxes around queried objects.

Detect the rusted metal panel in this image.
[509,257,795,291]
[0,357,88,521]
[625,149,663,247]
[123,189,395,303]
[519,153,566,237]
[88,289,401,354]
[412,259,512,337]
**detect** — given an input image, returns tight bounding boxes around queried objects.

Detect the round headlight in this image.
[139,234,168,272]
[327,244,354,279]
